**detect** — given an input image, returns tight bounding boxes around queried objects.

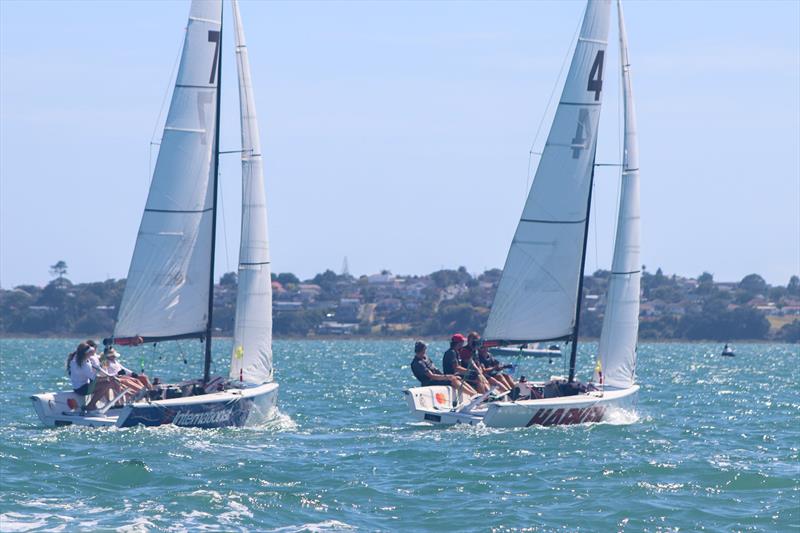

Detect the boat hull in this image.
[483,385,639,428]
[404,384,639,428]
[31,382,278,429]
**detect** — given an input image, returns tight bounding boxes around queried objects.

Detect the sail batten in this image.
[596,0,641,389]
[484,0,612,344]
[114,0,222,342]
[229,0,273,384]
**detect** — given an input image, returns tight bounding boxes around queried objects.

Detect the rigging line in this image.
[593,180,599,272]
[525,10,583,193]
[148,33,184,182]
[612,24,624,254]
[219,170,231,273]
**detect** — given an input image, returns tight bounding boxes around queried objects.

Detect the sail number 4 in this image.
[587,50,604,101]
[571,50,605,159]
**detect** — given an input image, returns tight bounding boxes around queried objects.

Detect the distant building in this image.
[274,301,303,313]
[367,272,395,284]
[271,281,286,294]
[335,298,361,323]
[317,321,358,335]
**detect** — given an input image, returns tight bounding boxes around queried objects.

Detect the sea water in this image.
[0,339,797,532]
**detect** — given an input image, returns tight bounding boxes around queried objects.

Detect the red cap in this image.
[451,333,466,343]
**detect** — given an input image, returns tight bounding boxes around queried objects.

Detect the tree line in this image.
[0,261,798,342]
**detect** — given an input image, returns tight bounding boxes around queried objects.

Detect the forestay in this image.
[484,0,612,343]
[229,0,273,384]
[596,0,641,389]
[115,0,222,341]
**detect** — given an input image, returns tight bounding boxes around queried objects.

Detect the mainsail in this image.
[229,0,273,384]
[596,0,641,389]
[114,0,222,342]
[484,0,612,344]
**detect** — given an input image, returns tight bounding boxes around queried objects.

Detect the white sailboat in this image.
[31,0,278,428]
[406,0,642,427]
[488,343,562,359]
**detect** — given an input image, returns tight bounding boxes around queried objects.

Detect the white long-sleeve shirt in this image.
[104,359,133,376]
[68,357,96,390]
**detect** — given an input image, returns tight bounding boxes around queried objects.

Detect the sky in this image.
[1,0,798,288]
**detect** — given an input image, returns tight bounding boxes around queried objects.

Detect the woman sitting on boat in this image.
[66,342,97,406]
[103,347,152,390]
[411,341,477,395]
[85,347,150,410]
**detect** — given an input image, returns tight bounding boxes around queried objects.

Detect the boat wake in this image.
[596,407,640,426]
[267,519,355,532]
[247,407,298,432]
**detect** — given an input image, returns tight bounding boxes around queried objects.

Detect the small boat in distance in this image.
[721,344,735,357]
[31,0,278,428]
[489,343,562,359]
[406,0,642,427]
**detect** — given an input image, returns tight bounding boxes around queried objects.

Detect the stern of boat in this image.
[30,391,120,428]
[404,386,484,426]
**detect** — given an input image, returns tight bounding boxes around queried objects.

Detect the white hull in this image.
[405,384,638,428]
[483,384,639,427]
[31,382,278,428]
[404,386,486,426]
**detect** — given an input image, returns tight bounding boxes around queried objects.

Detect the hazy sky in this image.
[1,0,798,288]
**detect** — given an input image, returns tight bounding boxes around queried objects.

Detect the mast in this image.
[568,154,597,383]
[204,4,224,384]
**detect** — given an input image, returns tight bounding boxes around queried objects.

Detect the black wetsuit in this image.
[479,351,503,376]
[411,356,450,387]
[442,348,460,375]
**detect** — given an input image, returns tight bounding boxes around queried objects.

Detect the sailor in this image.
[103,347,152,390]
[86,346,154,410]
[477,345,515,390]
[442,333,467,375]
[411,341,477,395]
[67,342,97,406]
[442,333,489,393]
[461,331,510,393]
[456,341,492,394]
[84,340,108,375]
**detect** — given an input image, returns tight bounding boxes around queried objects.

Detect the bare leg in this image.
[450,377,477,396]
[487,376,509,393]
[471,378,487,394]
[86,379,114,410]
[500,373,515,389]
[136,374,153,389]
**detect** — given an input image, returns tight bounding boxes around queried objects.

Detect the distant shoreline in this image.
[0,333,795,345]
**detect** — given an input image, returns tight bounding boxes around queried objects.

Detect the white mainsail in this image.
[596,0,641,389]
[115,0,222,341]
[229,0,273,384]
[484,0,612,343]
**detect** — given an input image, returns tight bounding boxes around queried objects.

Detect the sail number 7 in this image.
[587,50,604,101]
[208,30,220,84]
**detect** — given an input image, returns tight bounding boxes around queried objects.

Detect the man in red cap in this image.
[442,334,466,375]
